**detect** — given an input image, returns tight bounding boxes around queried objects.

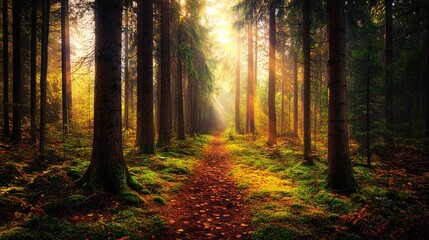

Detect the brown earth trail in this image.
[160,132,253,239]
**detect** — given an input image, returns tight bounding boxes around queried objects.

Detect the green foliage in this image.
[153,196,167,205]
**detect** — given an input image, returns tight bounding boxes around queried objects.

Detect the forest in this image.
[0,0,428,239]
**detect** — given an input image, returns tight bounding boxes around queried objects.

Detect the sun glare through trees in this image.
[0,0,428,239]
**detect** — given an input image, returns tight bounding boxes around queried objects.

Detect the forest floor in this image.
[160,132,253,239]
[0,129,429,239]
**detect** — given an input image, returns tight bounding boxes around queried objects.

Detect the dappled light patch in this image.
[225,132,429,239]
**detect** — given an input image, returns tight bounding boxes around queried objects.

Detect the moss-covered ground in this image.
[225,131,429,239]
[0,129,211,240]
[1,128,428,239]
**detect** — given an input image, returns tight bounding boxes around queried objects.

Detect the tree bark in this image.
[254,20,258,102]
[158,0,172,144]
[177,23,185,140]
[80,0,130,194]
[267,4,277,146]
[12,0,22,144]
[293,52,298,137]
[281,39,286,136]
[425,0,429,139]
[61,0,72,136]
[137,0,155,153]
[31,0,37,143]
[40,0,50,153]
[123,0,130,130]
[3,0,10,138]
[247,22,255,134]
[385,0,394,145]
[327,0,358,193]
[303,0,312,162]
[235,33,241,134]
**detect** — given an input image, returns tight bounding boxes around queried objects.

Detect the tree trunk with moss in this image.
[80,0,131,194]
[327,0,358,193]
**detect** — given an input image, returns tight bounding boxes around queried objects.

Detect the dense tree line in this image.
[233,0,428,192]
[1,0,428,195]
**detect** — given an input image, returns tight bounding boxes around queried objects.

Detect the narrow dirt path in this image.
[160,132,252,239]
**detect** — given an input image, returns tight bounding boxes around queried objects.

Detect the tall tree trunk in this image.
[40,0,50,153]
[303,0,312,162]
[425,1,429,139]
[80,0,131,194]
[123,0,130,130]
[31,0,37,143]
[137,0,155,153]
[12,0,22,144]
[177,23,185,140]
[385,0,394,145]
[281,40,285,136]
[235,33,241,133]
[327,0,358,193]
[254,20,258,102]
[247,22,255,134]
[193,80,199,136]
[61,0,72,136]
[188,73,193,136]
[366,50,371,167]
[158,0,171,144]
[293,52,298,137]
[267,4,277,146]
[3,0,10,138]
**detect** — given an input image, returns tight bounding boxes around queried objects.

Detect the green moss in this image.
[252,224,304,240]
[139,188,151,195]
[271,211,293,222]
[65,167,82,180]
[143,216,166,238]
[67,194,86,205]
[0,227,38,240]
[115,210,135,221]
[119,191,145,206]
[161,174,176,182]
[153,196,167,205]
[246,191,271,203]
[252,210,274,225]
[268,164,286,172]
[261,203,282,210]
[127,176,143,191]
[166,184,183,193]
[271,190,293,199]
[237,182,251,190]
[162,163,189,174]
